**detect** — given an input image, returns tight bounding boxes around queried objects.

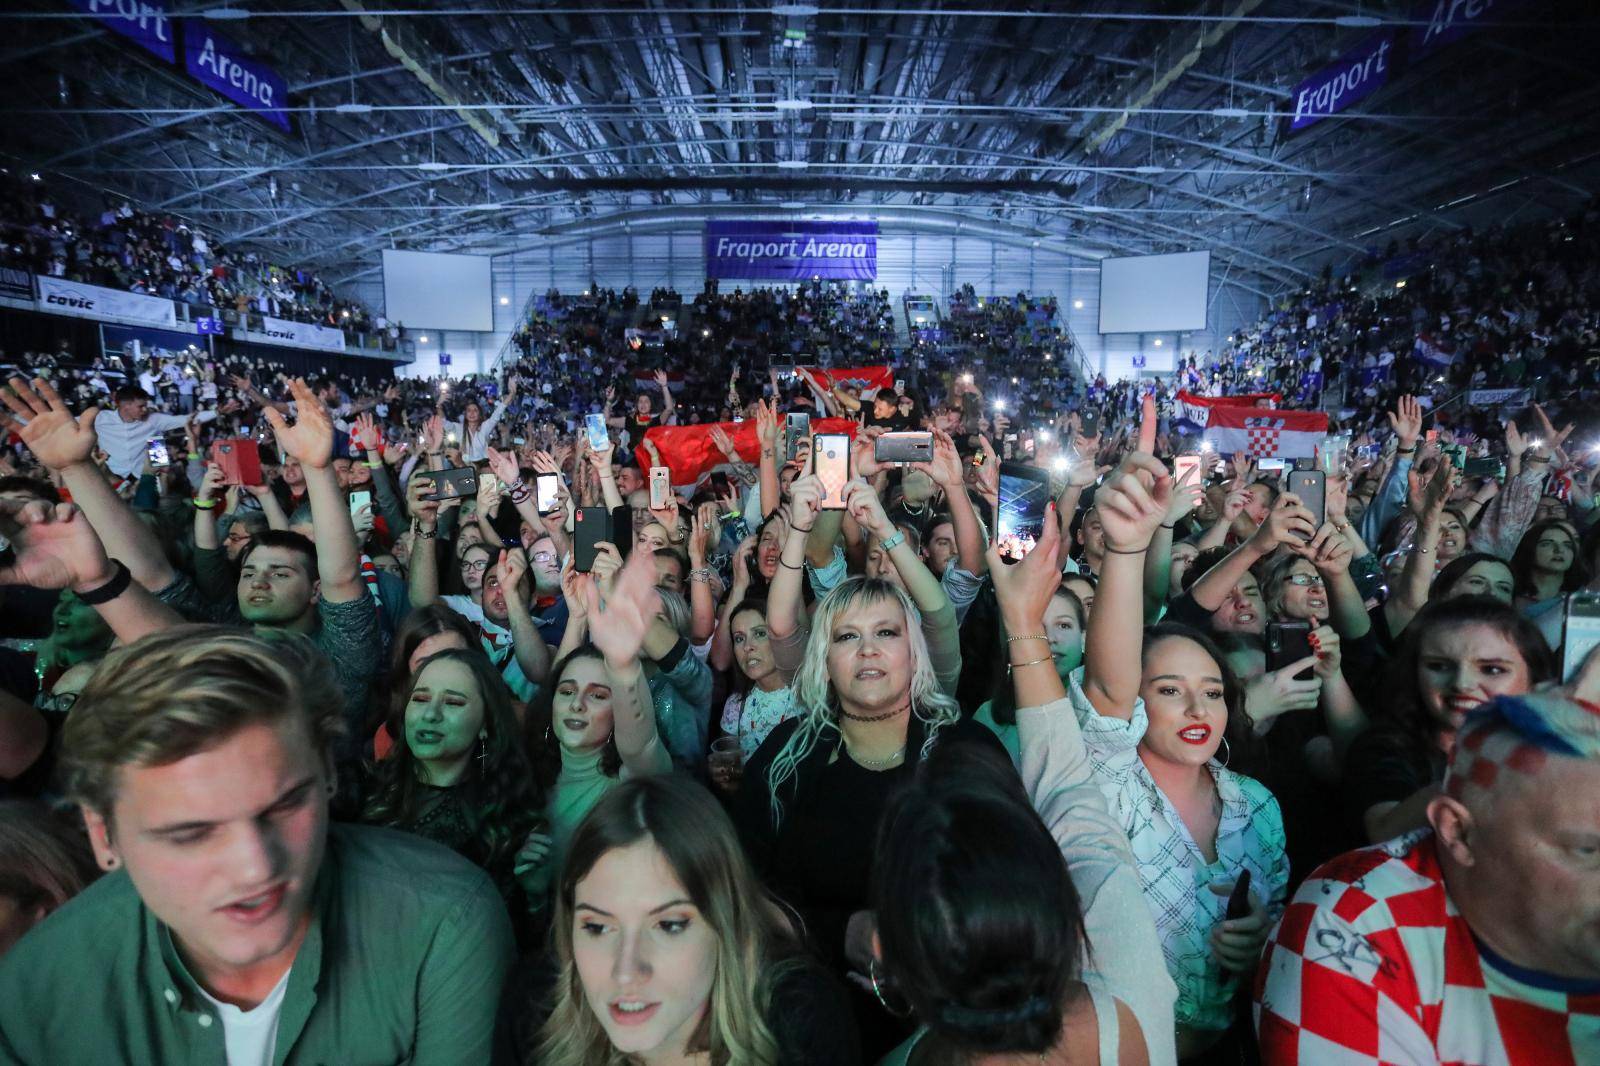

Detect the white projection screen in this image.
[1098,250,1211,334]
[382,250,493,332]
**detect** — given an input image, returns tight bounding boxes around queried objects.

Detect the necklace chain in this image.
[845,742,906,769]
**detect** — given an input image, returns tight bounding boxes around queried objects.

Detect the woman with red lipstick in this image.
[1343,596,1553,845]
[1073,451,1289,1061]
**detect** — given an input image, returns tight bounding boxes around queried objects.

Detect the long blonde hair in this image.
[764,577,961,826]
[535,776,798,1066]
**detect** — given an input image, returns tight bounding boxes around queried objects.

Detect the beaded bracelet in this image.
[1006,633,1048,643]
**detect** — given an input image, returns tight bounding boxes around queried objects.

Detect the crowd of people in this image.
[0,198,1596,1066]
[0,173,380,333]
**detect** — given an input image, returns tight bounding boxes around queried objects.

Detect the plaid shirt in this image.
[1069,673,1290,1032]
[1253,831,1600,1065]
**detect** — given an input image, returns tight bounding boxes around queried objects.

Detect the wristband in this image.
[778,558,804,570]
[364,461,382,470]
[879,530,907,553]
[76,560,132,606]
[192,498,217,510]
[1103,544,1146,555]
[187,451,201,461]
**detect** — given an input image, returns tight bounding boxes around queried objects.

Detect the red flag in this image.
[636,418,859,487]
[800,366,895,392]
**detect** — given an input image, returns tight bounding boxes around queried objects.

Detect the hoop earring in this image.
[1218,736,1232,768]
[868,957,913,1019]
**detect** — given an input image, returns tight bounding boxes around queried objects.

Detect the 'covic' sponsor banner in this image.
[1289,31,1395,132]
[236,315,346,352]
[66,0,176,63]
[181,20,290,132]
[36,275,176,328]
[704,221,878,281]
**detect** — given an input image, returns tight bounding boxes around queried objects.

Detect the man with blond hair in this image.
[1254,687,1600,1064]
[0,626,513,1065]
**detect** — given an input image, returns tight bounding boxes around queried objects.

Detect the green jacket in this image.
[0,823,515,1065]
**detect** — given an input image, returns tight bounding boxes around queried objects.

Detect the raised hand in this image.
[0,500,116,593]
[590,542,624,597]
[198,461,227,502]
[1303,523,1354,577]
[484,445,520,488]
[1095,452,1174,552]
[914,429,965,490]
[709,425,739,461]
[729,534,755,595]
[1245,659,1322,720]
[583,547,664,667]
[559,556,589,621]
[985,502,1065,630]
[0,377,98,472]
[688,503,719,567]
[351,412,382,453]
[787,473,825,533]
[262,379,334,469]
[1164,463,1203,525]
[754,398,778,449]
[1504,420,1528,459]
[422,414,445,455]
[1250,493,1316,551]
[1387,394,1423,450]
[405,473,440,525]
[843,479,893,540]
[495,548,529,607]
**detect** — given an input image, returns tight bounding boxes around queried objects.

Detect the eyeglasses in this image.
[532,551,557,563]
[460,558,489,572]
[36,691,78,714]
[1286,574,1326,588]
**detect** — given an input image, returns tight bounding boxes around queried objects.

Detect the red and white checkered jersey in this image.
[1253,831,1600,1065]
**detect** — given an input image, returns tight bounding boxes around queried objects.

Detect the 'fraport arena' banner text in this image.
[704,221,878,281]
[1289,31,1394,132]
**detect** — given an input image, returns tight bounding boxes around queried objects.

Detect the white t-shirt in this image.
[196,967,291,1066]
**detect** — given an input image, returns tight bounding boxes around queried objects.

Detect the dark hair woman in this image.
[873,525,1173,1064]
[361,648,546,927]
[1343,595,1555,846]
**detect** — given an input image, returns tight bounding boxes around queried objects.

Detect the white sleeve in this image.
[1017,699,1178,1066]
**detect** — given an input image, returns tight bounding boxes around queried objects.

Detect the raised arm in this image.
[263,380,364,604]
[709,535,754,673]
[1,377,177,592]
[845,479,949,617]
[1189,493,1314,612]
[581,550,674,776]
[1144,466,1202,615]
[917,429,988,576]
[686,505,720,646]
[1385,460,1454,637]
[769,476,823,644]
[1082,453,1173,721]
[754,399,782,519]
[406,474,443,609]
[0,499,183,644]
[653,370,677,424]
[492,548,551,689]
[193,462,227,552]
